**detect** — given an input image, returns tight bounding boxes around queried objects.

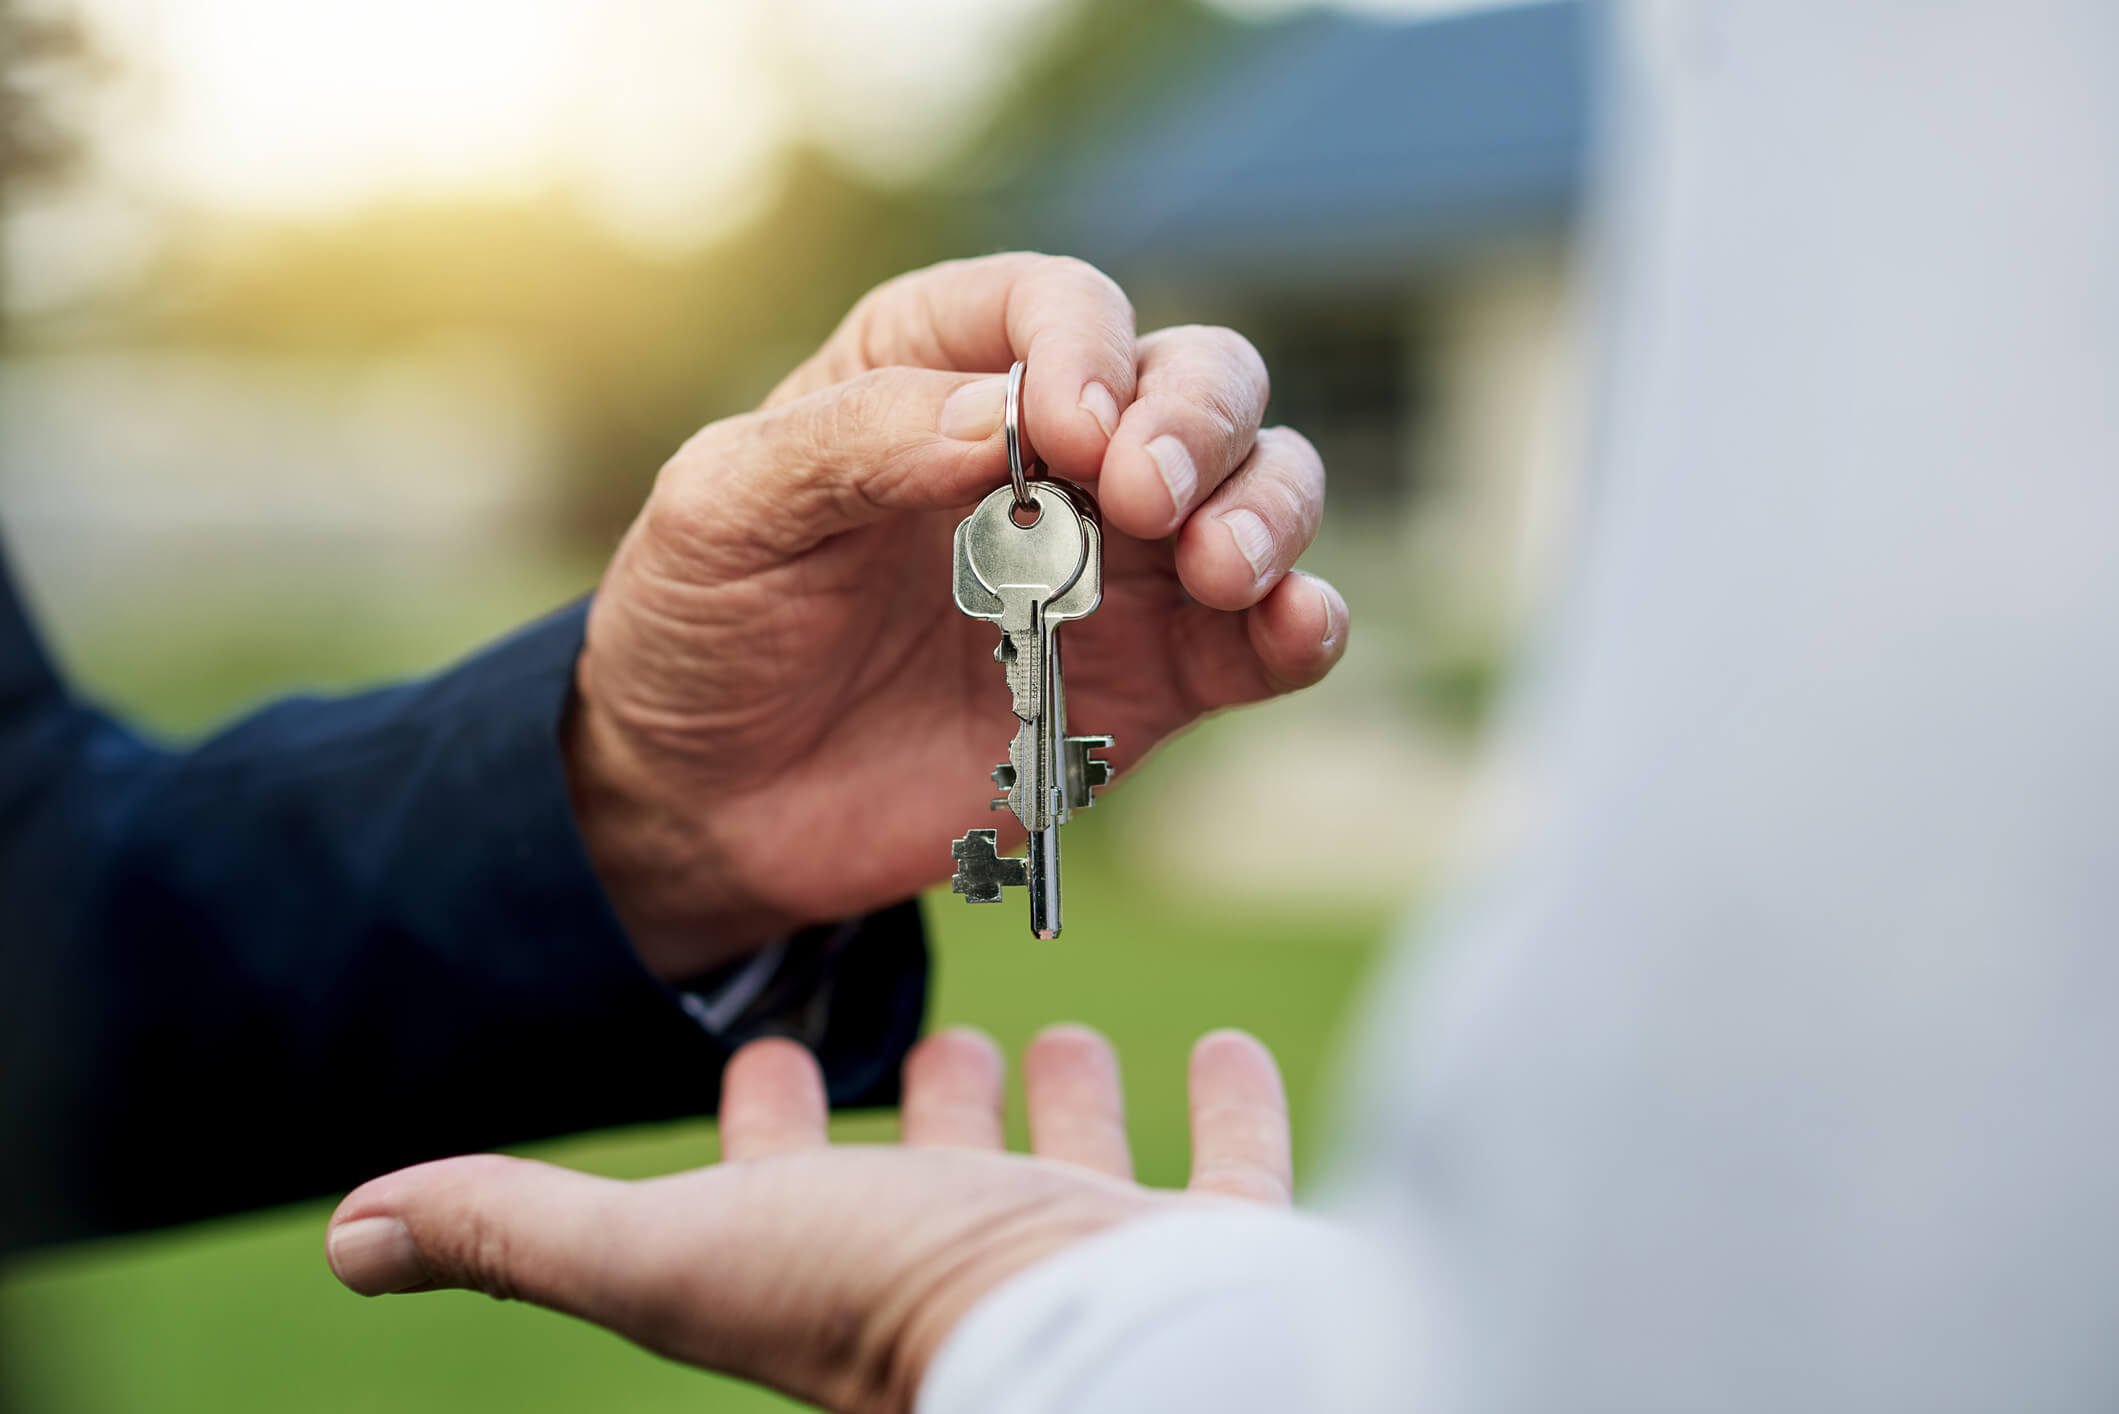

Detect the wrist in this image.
[562,659,798,978]
[862,1191,1141,1414]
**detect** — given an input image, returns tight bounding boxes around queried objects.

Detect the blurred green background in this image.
[0,0,1585,1406]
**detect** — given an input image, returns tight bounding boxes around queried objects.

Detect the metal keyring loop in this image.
[1004,359,1037,511]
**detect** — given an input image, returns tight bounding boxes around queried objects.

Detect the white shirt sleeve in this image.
[917,1206,1423,1414]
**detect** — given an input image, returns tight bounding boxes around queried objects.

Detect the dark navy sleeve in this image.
[0,545,926,1254]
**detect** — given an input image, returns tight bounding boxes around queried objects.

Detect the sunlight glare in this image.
[88,0,790,249]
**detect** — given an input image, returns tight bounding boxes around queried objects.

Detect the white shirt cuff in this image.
[918,1204,1420,1414]
[676,938,790,1035]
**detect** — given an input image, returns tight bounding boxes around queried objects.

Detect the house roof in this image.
[1020,0,1589,287]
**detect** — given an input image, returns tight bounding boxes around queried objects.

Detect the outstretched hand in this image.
[563,253,1349,975]
[326,1026,1293,1414]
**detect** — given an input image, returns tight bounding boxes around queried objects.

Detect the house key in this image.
[949,361,1114,938]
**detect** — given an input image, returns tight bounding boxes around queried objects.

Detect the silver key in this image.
[948,363,1114,938]
[952,480,1091,729]
[960,484,1104,826]
[949,479,1100,937]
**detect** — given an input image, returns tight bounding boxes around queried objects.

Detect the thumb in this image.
[327,1155,647,1316]
[325,1150,940,1407]
[666,366,1015,565]
[326,1153,825,1401]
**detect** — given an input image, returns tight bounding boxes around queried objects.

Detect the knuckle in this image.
[1146,324,1271,397]
[1197,324,1272,404]
[1195,378,1255,453]
[828,367,899,441]
[637,477,720,574]
[439,1157,536,1302]
[1140,331,1271,461]
[760,373,892,529]
[1172,399,1248,469]
[835,271,925,376]
[1261,423,1322,476]
[461,1207,523,1302]
[638,477,705,557]
[644,415,788,570]
[1231,331,1271,405]
[1049,254,1135,323]
[1250,477,1307,543]
[842,278,893,337]
[1188,322,1265,370]
[1259,426,1327,520]
[1047,252,1114,289]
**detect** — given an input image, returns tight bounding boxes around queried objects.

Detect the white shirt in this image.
[923,1,2119,1409]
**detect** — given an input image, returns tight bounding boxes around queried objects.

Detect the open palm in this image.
[327,1025,1296,1414]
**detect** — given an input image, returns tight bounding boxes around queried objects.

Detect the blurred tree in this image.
[0,0,98,320]
[0,1,85,180]
[950,0,1238,186]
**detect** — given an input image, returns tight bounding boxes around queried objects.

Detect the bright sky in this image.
[76,0,1092,238]
[5,0,1502,310]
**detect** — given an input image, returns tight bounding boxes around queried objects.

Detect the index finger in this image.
[771,252,1138,482]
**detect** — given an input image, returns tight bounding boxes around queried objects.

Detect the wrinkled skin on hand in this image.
[328,1026,1296,1414]
[563,253,1348,975]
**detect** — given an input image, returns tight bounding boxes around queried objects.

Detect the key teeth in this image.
[1061,734,1116,809]
[951,830,1030,903]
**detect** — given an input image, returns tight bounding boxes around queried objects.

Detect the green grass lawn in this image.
[0,562,1399,1410]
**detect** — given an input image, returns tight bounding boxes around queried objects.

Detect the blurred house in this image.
[1019,0,1589,640]
[1003,0,1592,905]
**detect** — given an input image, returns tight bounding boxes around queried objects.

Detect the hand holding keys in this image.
[567,254,1343,969]
[950,362,1114,938]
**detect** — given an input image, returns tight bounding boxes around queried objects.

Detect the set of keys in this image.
[949,361,1114,939]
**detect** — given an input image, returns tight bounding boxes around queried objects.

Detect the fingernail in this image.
[940,376,1008,441]
[1316,580,1343,650]
[1219,508,1275,582]
[1145,435,1197,524]
[328,1217,429,1296]
[1078,380,1119,438]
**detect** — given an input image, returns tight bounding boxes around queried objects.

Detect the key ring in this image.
[1005,359,1037,512]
